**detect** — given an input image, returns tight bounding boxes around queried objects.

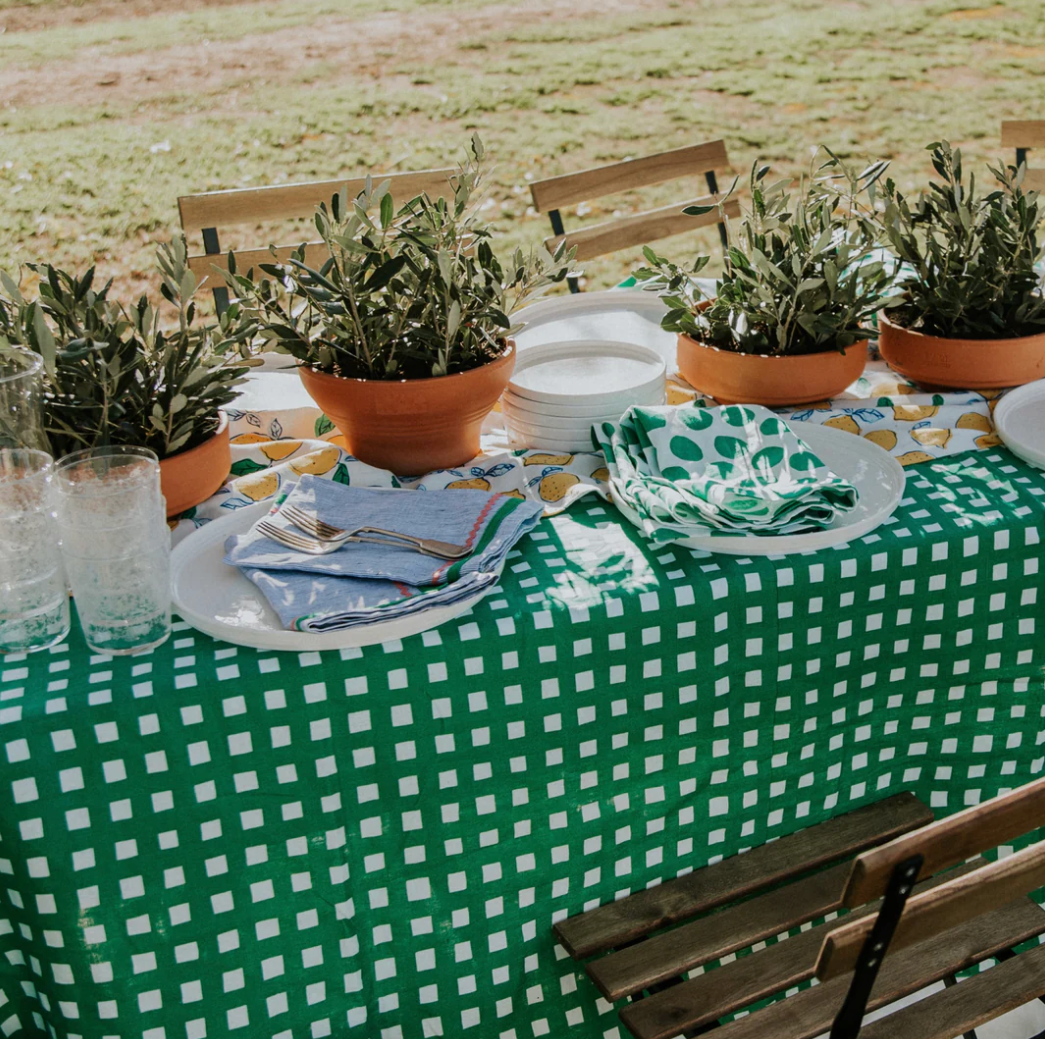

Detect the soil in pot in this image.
[159,411,231,517]
[677,334,868,406]
[298,344,515,476]
[878,312,1045,390]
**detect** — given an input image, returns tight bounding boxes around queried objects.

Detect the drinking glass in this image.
[0,351,49,453]
[55,447,171,655]
[0,449,70,654]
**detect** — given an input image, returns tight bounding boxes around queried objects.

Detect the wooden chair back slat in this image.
[857,940,1045,1039]
[817,839,1045,982]
[186,241,329,282]
[615,858,982,1038]
[529,140,729,214]
[677,897,1045,1039]
[553,792,931,959]
[841,775,1045,907]
[178,168,456,232]
[1024,168,1045,192]
[544,194,740,263]
[1001,120,1045,149]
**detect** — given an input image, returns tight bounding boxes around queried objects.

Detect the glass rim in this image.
[0,349,43,384]
[0,448,54,480]
[55,445,160,472]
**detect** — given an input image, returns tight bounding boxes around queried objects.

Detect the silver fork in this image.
[279,503,472,560]
[256,521,468,561]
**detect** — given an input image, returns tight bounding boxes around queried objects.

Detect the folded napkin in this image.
[594,403,859,541]
[224,475,542,631]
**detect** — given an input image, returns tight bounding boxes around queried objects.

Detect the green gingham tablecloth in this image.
[1,447,1044,1039]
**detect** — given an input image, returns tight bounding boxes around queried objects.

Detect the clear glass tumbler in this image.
[0,351,49,453]
[0,449,71,654]
[55,447,171,655]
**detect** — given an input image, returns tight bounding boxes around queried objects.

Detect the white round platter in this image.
[171,502,494,651]
[609,422,907,556]
[994,380,1045,470]
[501,385,664,419]
[509,340,666,408]
[513,286,701,374]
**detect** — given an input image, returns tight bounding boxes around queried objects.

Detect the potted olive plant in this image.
[0,238,253,515]
[636,151,895,406]
[222,136,573,476]
[877,141,1045,389]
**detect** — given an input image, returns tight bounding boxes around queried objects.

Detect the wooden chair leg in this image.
[704,170,728,251]
[829,855,925,1039]
[546,209,581,293]
[201,226,230,315]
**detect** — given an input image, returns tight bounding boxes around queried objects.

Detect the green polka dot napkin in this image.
[594,403,860,541]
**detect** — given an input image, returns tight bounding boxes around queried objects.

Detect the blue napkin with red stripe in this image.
[223,475,542,632]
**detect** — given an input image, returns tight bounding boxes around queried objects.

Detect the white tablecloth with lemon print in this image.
[171,345,1009,540]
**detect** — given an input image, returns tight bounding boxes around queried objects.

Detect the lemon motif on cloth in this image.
[287,446,340,476]
[593,403,859,542]
[777,392,999,467]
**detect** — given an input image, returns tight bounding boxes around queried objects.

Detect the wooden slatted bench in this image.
[556,784,1045,1039]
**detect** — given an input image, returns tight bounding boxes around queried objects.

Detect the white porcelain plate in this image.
[609,422,907,556]
[170,502,494,651]
[501,386,663,419]
[995,379,1045,471]
[509,339,666,408]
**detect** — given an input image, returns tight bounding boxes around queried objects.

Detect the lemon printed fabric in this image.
[595,404,859,541]
[779,393,1000,468]
[169,409,608,545]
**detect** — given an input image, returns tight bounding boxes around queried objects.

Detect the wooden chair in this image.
[528,140,739,293]
[177,167,456,313]
[1001,121,1045,192]
[556,783,1045,1039]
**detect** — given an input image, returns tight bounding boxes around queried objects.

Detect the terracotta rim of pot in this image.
[877,311,1045,390]
[158,411,231,518]
[676,332,869,407]
[298,342,515,476]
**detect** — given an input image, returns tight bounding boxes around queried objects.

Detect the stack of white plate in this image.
[502,340,666,453]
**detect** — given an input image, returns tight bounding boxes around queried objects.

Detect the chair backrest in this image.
[1001,120,1045,192]
[177,167,456,311]
[812,774,1045,1038]
[528,139,738,291]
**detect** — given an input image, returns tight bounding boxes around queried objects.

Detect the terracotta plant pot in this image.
[159,411,231,517]
[677,334,868,406]
[298,344,515,476]
[878,312,1045,390]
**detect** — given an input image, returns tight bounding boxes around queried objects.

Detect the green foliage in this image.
[878,141,1045,340]
[635,150,895,356]
[223,135,575,380]
[0,239,254,459]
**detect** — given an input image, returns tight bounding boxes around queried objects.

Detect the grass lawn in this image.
[1,0,1043,301]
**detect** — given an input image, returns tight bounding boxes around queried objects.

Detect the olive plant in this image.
[222,135,574,380]
[635,149,896,356]
[878,141,1045,339]
[0,238,253,458]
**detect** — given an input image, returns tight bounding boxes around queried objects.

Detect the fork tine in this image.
[257,522,316,550]
[282,505,342,538]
